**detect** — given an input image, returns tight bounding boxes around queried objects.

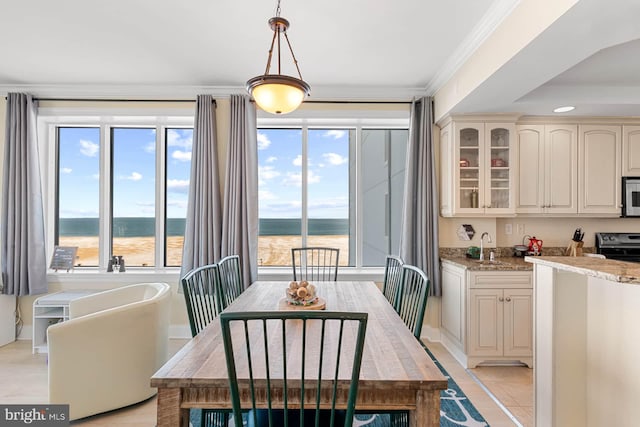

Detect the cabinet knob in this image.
[499,297,504,302]
[505,297,512,302]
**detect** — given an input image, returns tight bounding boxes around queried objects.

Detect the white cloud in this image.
[167,129,193,149]
[282,170,321,187]
[91,173,100,180]
[124,172,142,181]
[172,150,192,162]
[292,155,302,166]
[258,189,277,200]
[61,167,72,174]
[59,208,99,218]
[258,165,280,186]
[79,139,99,157]
[266,156,277,163]
[257,132,271,150]
[167,200,188,210]
[167,179,189,193]
[324,130,347,139]
[144,142,156,153]
[322,152,348,166]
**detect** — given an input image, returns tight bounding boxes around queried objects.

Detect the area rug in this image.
[190,342,489,426]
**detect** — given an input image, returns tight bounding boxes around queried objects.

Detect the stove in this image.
[595,232,640,262]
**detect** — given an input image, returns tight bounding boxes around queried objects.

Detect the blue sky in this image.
[258,128,350,219]
[58,127,192,218]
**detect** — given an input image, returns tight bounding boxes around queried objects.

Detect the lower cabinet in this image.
[441,262,533,368]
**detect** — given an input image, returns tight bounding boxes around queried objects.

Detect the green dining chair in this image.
[382,255,404,308]
[181,264,229,427]
[396,264,430,339]
[220,310,368,427]
[217,255,244,309]
[291,247,340,282]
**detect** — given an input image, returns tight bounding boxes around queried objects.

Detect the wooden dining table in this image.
[151,281,447,427]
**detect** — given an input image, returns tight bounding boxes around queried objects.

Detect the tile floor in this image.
[0,339,533,426]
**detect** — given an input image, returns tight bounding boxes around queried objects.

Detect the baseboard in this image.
[440,332,469,368]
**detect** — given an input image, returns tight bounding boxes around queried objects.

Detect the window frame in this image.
[256,114,410,278]
[39,107,194,275]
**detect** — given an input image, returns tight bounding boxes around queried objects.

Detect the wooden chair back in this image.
[218,255,244,310]
[181,264,223,337]
[220,310,368,427]
[291,247,340,282]
[382,255,404,308]
[397,265,430,339]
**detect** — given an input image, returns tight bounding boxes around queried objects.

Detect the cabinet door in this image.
[622,126,640,176]
[546,125,578,214]
[485,123,515,214]
[516,125,545,213]
[468,289,503,357]
[578,125,621,214]
[455,123,485,214]
[441,264,465,345]
[440,124,454,216]
[503,289,533,357]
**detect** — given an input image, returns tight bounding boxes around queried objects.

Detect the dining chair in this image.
[396,264,430,339]
[220,310,368,427]
[291,247,340,282]
[181,264,229,427]
[217,255,244,309]
[382,255,404,308]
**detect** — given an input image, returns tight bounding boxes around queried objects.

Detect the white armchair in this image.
[47,282,171,421]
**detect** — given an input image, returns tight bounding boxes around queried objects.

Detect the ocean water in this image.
[58,218,349,237]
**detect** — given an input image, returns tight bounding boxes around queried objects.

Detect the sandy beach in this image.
[59,235,349,267]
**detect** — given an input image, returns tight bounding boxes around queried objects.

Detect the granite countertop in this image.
[441,256,533,271]
[525,256,640,284]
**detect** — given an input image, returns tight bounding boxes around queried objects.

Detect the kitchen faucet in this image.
[479,232,493,261]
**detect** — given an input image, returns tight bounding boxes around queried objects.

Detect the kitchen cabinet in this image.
[516,124,577,214]
[622,125,640,176]
[441,262,532,368]
[439,118,516,216]
[578,125,621,214]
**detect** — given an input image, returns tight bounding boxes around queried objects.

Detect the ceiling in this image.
[1,0,640,119]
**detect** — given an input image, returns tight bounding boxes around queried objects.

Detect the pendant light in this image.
[246,0,310,115]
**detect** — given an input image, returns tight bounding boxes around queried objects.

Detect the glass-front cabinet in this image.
[440,118,516,216]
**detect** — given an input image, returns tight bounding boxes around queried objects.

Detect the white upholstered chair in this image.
[47,282,171,421]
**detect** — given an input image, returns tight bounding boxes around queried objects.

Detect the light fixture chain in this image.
[283,32,305,82]
[275,0,281,17]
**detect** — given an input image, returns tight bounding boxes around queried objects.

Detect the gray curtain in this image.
[221,95,258,287]
[1,93,48,296]
[180,95,222,278]
[400,97,441,296]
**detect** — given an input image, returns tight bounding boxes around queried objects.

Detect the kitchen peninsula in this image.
[527,256,640,427]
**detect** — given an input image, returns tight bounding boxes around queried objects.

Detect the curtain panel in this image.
[180,95,222,278]
[221,95,258,287]
[1,93,48,296]
[400,97,441,296]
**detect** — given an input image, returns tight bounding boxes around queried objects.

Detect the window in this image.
[257,121,408,268]
[52,115,193,270]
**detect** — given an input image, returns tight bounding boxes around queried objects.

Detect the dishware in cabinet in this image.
[439,118,515,216]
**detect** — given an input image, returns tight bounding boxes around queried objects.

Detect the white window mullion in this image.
[156,125,166,268]
[301,125,308,246]
[354,126,362,268]
[99,124,112,271]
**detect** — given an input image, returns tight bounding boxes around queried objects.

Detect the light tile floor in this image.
[0,339,532,426]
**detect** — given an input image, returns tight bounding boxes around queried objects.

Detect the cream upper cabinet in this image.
[439,119,515,217]
[578,125,621,214]
[622,125,640,176]
[516,124,577,214]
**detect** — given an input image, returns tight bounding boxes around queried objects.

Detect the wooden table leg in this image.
[410,390,440,427]
[156,388,183,427]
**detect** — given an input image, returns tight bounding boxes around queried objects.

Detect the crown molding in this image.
[425,0,521,95]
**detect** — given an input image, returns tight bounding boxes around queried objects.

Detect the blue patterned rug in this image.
[190,342,488,426]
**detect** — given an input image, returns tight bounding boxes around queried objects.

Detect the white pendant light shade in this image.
[247,75,310,115]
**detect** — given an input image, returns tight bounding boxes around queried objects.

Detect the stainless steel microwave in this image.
[622,177,640,217]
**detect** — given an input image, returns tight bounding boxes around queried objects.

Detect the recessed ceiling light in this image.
[553,106,575,113]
